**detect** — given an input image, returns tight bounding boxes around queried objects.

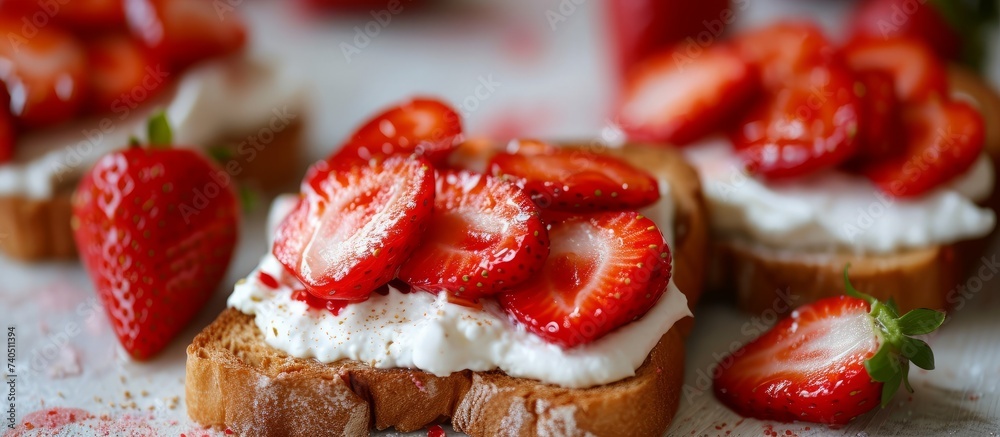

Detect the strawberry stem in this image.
[843,264,946,408]
[147,112,173,149]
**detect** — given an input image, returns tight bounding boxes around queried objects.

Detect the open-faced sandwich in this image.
[616,21,1000,314]
[185,98,710,436]
[0,0,306,261]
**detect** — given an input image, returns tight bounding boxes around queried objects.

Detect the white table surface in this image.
[3,0,999,435]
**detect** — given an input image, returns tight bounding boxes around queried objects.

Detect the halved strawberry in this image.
[851,70,902,162]
[842,37,948,103]
[397,170,549,299]
[863,98,984,198]
[124,0,247,70]
[273,156,435,301]
[713,267,945,425]
[0,18,86,127]
[84,33,161,115]
[618,44,758,145]
[733,21,833,89]
[331,98,463,167]
[489,149,660,211]
[730,62,861,179]
[497,212,671,348]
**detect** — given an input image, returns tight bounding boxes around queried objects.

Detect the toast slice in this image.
[714,67,1000,315]
[0,120,303,261]
[185,145,709,437]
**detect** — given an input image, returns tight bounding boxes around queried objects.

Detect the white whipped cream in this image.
[229,191,690,389]
[0,55,307,199]
[683,138,996,254]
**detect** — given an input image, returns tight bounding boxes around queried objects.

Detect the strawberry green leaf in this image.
[128,136,140,147]
[901,361,914,393]
[843,264,944,409]
[884,298,901,317]
[208,145,234,163]
[842,264,875,306]
[147,112,173,149]
[239,186,258,214]
[902,337,935,370]
[897,309,946,335]
[865,345,900,383]
[881,368,903,408]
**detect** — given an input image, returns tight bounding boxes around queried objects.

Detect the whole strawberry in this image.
[72,114,239,360]
[713,266,945,425]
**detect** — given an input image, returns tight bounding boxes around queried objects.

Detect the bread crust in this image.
[185,144,708,436]
[0,120,304,261]
[186,309,686,437]
[718,67,1000,315]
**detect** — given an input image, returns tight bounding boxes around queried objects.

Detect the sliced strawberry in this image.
[605,0,733,78]
[842,37,948,103]
[124,0,247,70]
[84,33,161,115]
[618,45,758,145]
[863,98,984,198]
[331,98,463,167]
[397,170,549,299]
[489,149,659,211]
[733,21,833,89]
[714,269,945,425]
[273,156,435,301]
[504,138,556,155]
[0,97,14,164]
[850,0,962,61]
[730,62,861,179]
[0,18,86,127]
[57,0,127,32]
[498,212,671,348]
[72,115,239,360]
[851,70,902,162]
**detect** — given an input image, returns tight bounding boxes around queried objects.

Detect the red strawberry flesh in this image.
[489,149,660,211]
[498,212,671,348]
[397,170,549,299]
[273,156,434,301]
[619,45,758,145]
[331,98,463,167]
[863,98,985,198]
[731,62,861,179]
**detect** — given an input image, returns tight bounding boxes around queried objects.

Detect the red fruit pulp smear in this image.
[291,289,351,316]
[258,272,279,289]
[14,408,92,433]
[428,424,446,437]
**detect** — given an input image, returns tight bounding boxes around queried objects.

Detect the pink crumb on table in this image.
[46,346,82,379]
[7,407,92,436]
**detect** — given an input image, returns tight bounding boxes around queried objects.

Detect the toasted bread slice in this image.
[716,67,1000,315]
[185,145,708,437]
[0,120,304,261]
